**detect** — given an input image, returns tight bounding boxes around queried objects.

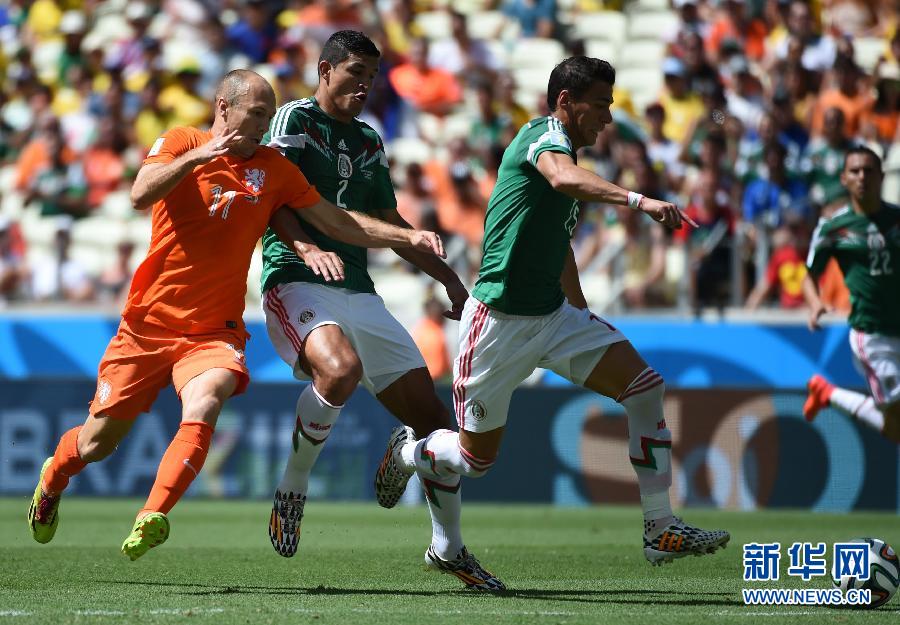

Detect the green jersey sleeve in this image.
[525,117,575,168]
[806,218,834,278]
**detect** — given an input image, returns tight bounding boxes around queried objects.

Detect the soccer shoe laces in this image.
[270,490,305,558]
[35,493,59,525]
[427,545,506,591]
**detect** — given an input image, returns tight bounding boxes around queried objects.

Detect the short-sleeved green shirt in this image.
[472,116,580,315]
[260,98,396,294]
[807,202,900,336]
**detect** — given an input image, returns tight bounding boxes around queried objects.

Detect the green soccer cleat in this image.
[121,512,170,561]
[27,457,60,544]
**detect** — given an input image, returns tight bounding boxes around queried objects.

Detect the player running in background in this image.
[262,30,503,591]
[27,69,446,560]
[803,147,900,442]
[385,56,731,573]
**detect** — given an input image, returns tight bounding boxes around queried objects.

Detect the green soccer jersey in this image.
[807,202,900,336]
[260,97,397,294]
[472,117,580,315]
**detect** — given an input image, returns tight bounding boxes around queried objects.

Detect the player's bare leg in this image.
[29,412,133,543]
[271,325,358,557]
[122,367,236,561]
[583,341,729,565]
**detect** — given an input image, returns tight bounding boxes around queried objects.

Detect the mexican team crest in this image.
[338,153,353,179]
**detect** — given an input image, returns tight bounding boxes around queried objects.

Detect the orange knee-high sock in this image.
[44,426,87,494]
[139,421,214,517]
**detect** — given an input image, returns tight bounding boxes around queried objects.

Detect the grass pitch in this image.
[1,498,898,624]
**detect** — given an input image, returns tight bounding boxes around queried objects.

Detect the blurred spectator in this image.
[825,0,885,37]
[14,115,76,192]
[24,129,89,219]
[680,31,721,96]
[424,138,486,250]
[106,2,155,86]
[0,216,28,304]
[801,107,853,210]
[658,57,705,143]
[395,162,438,232]
[227,0,278,64]
[197,19,240,100]
[616,204,672,309]
[469,81,513,163]
[781,62,817,126]
[496,73,532,129]
[745,224,807,309]
[134,80,170,152]
[57,10,88,87]
[83,119,131,209]
[389,37,462,119]
[859,64,900,147]
[501,0,558,38]
[381,0,423,57]
[675,170,734,316]
[429,10,504,86]
[31,217,95,302]
[411,297,452,382]
[810,56,873,137]
[704,0,768,62]
[98,240,135,304]
[724,56,765,133]
[158,61,211,128]
[742,141,811,228]
[818,257,852,315]
[644,103,686,189]
[772,0,836,72]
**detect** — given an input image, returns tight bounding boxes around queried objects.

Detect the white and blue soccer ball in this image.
[832,538,900,609]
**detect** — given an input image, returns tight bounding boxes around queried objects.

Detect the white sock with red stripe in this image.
[829,388,885,431]
[277,384,341,495]
[618,368,673,524]
[398,429,473,559]
[401,428,494,478]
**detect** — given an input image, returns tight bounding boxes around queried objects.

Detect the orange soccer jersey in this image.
[124,126,321,336]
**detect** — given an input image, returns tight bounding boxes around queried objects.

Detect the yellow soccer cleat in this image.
[27,457,60,544]
[121,512,170,561]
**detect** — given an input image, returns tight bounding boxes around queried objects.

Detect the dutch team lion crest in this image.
[244,168,266,193]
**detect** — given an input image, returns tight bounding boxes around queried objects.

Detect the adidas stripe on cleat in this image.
[374,426,415,509]
[27,457,60,544]
[643,517,730,566]
[121,512,170,561]
[425,545,506,591]
[270,489,305,557]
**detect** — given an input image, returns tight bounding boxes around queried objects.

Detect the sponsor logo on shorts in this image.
[469,400,487,422]
[298,309,315,324]
[226,343,246,363]
[307,422,332,432]
[97,379,112,405]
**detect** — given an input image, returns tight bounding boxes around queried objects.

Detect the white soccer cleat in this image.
[374,425,415,509]
[269,489,305,557]
[643,516,730,566]
[425,545,506,591]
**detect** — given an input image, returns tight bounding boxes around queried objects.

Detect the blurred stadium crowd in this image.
[0,0,898,367]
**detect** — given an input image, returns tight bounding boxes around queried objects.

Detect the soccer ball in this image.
[832,538,900,608]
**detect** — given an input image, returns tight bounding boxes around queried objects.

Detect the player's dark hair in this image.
[546,56,615,112]
[320,30,381,70]
[842,146,883,172]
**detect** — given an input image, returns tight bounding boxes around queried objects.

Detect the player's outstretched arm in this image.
[269,207,344,282]
[561,245,588,310]
[376,208,469,320]
[535,151,697,230]
[801,273,828,331]
[131,130,239,210]
[300,198,446,257]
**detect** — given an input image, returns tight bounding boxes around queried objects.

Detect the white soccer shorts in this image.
[849,328,900,408]
[453,297,626,432]
[263,282,426,395]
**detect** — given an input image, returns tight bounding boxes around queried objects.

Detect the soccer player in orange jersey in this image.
[26,69,446,560]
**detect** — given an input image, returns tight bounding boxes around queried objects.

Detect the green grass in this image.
[2,498,899,624]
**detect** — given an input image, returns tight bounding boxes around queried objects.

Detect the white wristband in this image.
[627,191,644,210]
